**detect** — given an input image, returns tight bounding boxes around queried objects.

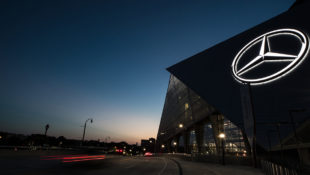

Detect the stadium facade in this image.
[157,0,310,169]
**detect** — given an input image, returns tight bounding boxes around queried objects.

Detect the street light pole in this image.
[222,139,225,165]
[219,133,225,165]
[173,141,177,151]
[81,118,93,145]
[44,124,49,136]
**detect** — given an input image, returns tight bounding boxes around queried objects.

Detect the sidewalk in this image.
[175,158,264,175]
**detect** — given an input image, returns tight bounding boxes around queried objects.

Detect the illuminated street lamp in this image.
[173,141,177,146]
[178,123,183,128]
[143,148,146,151]
[161,144,165,148]
[219,133,225,139]
[219,133,226,165]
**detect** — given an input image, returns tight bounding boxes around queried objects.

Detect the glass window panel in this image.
[203,123,217,154]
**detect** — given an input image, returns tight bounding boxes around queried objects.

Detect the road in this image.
[0,152,264,175]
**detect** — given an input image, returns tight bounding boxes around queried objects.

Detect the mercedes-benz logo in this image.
[232,28,309,85]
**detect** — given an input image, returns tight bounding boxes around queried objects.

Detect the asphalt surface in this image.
[1,154,179,175]
[0,153,264,175]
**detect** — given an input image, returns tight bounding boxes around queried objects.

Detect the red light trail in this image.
[41,154,105,163]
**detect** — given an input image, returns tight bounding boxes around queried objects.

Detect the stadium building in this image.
[157,0,310,171]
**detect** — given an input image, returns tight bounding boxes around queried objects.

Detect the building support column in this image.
[240,127,251,155]
[182,131,190,154]
[195,123,204,154]
[210,114,224,155]
[174,135,180,153]
[167,138,173,153]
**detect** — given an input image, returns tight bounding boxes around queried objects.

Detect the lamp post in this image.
[81,118,93,145]
[44,124,49,136]
[219,133,226,165]
[179,123,183,128]
[173,141,177,153]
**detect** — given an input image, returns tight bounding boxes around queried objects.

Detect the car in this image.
[144,152,153,157]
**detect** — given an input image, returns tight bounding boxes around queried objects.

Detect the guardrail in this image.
[161,153,253,166]
[261,160,299,175]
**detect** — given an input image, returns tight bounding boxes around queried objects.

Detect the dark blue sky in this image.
[0,0,294,144]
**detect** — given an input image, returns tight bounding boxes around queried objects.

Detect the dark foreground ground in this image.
[0,151,264,175]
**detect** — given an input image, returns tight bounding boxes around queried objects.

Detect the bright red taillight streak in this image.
[144,152,152,156]
[62,157,105,163]
[41,155,87,160]
[62,155,105,160]
[41,155,105,163]
[42,154,87,158]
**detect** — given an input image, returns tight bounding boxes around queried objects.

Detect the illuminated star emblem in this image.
[237,36,297,76]
[232,28,309,85]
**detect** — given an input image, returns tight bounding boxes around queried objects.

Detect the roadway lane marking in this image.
[169,158,183,175]
[124,158,141,169]
[124,163,137,169]
[157,157,168,175]
[124,157,152,169]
